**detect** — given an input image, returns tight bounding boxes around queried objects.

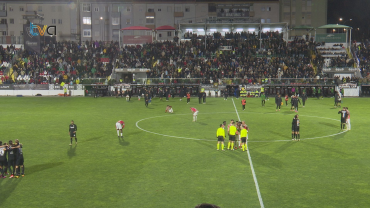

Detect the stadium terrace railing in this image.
[7,78,364,86]
[133,78,341,86]
[3,78,370,87]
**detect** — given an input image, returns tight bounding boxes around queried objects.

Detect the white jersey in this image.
[116,122,123,130]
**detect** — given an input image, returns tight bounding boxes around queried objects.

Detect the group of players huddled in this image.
[216,120,249,151]
[274,93,305,112]
[0,139,25,178]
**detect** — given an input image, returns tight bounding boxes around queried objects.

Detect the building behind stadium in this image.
[0,0,327,43]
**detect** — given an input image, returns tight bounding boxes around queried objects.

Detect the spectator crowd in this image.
[354,40,370,78]
[0,31,368,85]
[119,32,317,85]
[0,40,116,84]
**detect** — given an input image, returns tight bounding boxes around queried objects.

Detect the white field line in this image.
[232,98,265,208]
[135,113,347,143]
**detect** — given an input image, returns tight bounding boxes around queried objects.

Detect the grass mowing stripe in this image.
[232,98,265,208]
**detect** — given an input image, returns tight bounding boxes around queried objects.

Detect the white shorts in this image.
[168,108,173,113]
[193,111,198,116]
[116,122,122,130]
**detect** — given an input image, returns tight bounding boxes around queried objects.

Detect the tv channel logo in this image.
[27,22,56,38]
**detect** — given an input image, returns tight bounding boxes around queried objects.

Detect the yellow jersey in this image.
[240,129,248,138]
[229,125,237,136]
[216,127,225,138]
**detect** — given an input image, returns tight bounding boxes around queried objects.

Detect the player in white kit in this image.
[116,120,125,138]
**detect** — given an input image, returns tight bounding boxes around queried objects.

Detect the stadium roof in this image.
[121,26,152,30]
[317,24,352,29]
[179,22,288,30]
[155,25,176,30]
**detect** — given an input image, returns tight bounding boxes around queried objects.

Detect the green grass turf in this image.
[0,95,369,207]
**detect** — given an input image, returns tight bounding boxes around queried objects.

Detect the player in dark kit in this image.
[292,114,300,141]
[338,107,347,130]
[275,94,282,111]
[69,120,78,145]
[293,96,301,112]
[144,93,149,107]
[198,91,203,104]
[13,139,24,178]
[224,89,228,100]
[6,140,16,178]
[301,92,307,107]
[0,141,8,178]
[159,88,163,100]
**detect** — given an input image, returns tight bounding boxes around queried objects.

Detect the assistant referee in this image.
[216,124,225,151]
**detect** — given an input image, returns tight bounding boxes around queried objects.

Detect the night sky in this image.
[328,0,370,39]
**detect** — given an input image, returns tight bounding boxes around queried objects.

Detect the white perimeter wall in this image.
[0,90,85,96]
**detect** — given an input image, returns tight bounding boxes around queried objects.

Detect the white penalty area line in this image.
[232,98,265,208]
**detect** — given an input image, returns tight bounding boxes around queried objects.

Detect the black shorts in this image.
[217,136,224,142]
[229,135,236,141]
[241,137,247,143]
[8,159,15,167]
[294,126,300,132]
[70,132,76,137]
[0,160,7,167]
[16,156,24,166]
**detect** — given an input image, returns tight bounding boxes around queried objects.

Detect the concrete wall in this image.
[6,2,76,41]
[280,0,327,37]
[253,2,280,23]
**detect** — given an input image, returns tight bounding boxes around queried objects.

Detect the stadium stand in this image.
[0,32,367,86]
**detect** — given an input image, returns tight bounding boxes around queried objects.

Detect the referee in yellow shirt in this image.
[228,122,237,150]
[240,126,248,151]
[216,124,225,151]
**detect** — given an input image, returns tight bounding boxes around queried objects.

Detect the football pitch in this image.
[0,95,369,208]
